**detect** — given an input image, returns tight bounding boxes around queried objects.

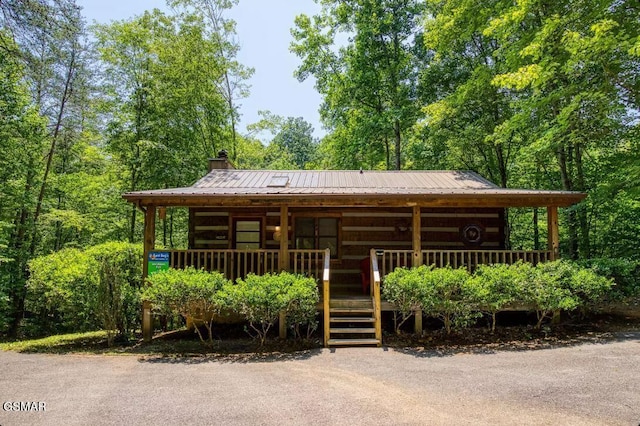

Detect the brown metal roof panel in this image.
[286,172,299,187]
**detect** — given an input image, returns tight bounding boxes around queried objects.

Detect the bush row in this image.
[143,269,319,346]
[383,261,615,334]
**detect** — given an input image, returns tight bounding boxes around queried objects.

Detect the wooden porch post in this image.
[412,206,422,267]
[547,206,559,261]
[142,205,156,342]
[279,205,289,271]
[412,206,423,335]
[278,205,289,339]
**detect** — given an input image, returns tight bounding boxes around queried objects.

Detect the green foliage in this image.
[270,117,318,170]
[279,273,319,339]
[0,331,109,353]
[226,272,319,345]
[471,262,532,331]
[26,248,98,335]
[143,267,230,346]
[383,260,616,333]
[522,261,612,327]
[420,267,480,335]
[292,0,427,170]
[384,265,480,334]
[383,266,429,333]
[578,258,640,301]
[0,287,10,334]
[24,242,142,338]
[525,262,582,328]
[88,242,143,345]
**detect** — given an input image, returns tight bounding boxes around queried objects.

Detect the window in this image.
[235,220,261,249]
[295,217,339,257]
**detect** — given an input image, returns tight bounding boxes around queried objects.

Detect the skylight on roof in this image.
[267,176,289,187]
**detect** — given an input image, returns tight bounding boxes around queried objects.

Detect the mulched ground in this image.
[5,312,639,360]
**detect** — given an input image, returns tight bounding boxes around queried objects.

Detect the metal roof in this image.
[123,169,586,207]
[189,170,497,192]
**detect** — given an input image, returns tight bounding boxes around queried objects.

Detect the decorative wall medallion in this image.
[461,224,483,245]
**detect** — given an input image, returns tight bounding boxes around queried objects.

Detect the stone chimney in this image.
[208,149,235,171]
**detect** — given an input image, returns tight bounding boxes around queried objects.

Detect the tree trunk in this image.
[6,163,37,337]
[556,144,578,259]
[30,46,76,256]
[574,143,590,258]
[394,119,401,170]
[384,136,390,170]
[533,207,540,251]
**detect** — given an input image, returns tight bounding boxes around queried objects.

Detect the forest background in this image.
[0,0,638,336]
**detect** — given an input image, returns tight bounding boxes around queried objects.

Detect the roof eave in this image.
[122,191,586,209]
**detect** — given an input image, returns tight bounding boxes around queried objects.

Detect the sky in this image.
[76,0,325,140]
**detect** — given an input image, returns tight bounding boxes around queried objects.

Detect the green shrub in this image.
[566,267,614,310]
[226,272,319,345]
[525,261,581,328]
[383,266,429,334]
[281,273,319,339]
[26,248,99,334]
[25,242,142,338]
[579,258,640,301]
[471,262,532,332]
[143,267,230,346]
[526,261,613,326]
[421,266,480,334]
[88,242,143,345]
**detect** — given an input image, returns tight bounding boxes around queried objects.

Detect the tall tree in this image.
[413,0,520,188]
[169,0,253,162]
[94,9,231,242]
[0,0,89,335]
[271,117,318,169]
[0,30,47,335]
[292,0,427,170]
[485,0,636,259]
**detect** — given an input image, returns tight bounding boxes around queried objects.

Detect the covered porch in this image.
[135,202,562,347]
[124,164,583,347]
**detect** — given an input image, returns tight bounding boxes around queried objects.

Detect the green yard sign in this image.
[148,251,170,275]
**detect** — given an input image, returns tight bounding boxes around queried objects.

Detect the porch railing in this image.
[289,249,328,282]
[166,249,331,283]
[379,249,552,278]
[167,249,280,281]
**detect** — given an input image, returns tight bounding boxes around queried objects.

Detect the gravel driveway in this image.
[1,333,639,425]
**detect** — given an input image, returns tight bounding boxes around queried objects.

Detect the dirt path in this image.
[1,332,639,425]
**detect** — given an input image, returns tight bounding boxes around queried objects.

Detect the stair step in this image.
[330,317,375,323]
[329,307,374,314]
[330,302,373,309]
[330,328,376,334]
[328,338,380,346]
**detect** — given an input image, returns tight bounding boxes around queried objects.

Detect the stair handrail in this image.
[323,248,331,348]
[370,248,382,345]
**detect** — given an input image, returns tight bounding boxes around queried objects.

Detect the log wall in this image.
[189,206,505,292]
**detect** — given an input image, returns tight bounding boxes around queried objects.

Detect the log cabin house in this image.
[123,152,586,347]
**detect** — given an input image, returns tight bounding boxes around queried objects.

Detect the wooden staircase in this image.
[327,297,380,347]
